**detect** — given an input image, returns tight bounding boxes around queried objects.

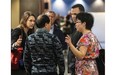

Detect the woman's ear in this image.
[83,22,86,28]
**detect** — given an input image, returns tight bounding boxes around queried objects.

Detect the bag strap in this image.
[98,41,103,49]
[94,35,103,49]
[96,40,105,65]
[94,35,105,64]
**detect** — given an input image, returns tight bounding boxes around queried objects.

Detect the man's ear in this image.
[45,23,48,28]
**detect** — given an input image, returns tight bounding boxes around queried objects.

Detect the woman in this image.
[65,12,99,75]
[11,11,36,75]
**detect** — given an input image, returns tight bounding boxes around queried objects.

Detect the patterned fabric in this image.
[23,28,65,75]
[75,32,99,75]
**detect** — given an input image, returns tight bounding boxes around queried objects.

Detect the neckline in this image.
[83,31,91,35]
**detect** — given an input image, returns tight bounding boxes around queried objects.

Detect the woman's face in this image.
[26,16,35,29]
[75,20,84,32]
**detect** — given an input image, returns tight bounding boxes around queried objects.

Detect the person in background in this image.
[11,11,36,75]
[46,11,67,50]
[62,13,71,36]
[65,12,99,75]
[23,15,65,75]
[54,14,61,29]
[67,4,85,75]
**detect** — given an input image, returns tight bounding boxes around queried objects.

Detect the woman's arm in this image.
[65,35,87,59]
[11,28,22,50]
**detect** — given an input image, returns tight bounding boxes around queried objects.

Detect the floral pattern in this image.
[75,32,99,75]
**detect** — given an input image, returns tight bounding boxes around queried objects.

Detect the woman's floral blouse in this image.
[75,32,99,75]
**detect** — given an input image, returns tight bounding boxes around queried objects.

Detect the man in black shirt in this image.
[68,4,85,75]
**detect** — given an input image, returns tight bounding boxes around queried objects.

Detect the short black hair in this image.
[36,15,50,28]
[47,11,56,16]
[76,12,94,30]
[72,4,85,12]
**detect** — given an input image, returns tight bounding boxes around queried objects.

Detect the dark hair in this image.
[47,11,56,16]
[36,15,50,28]
[20,11,35,27]
[72,4,85,12]
[76,12,94,30]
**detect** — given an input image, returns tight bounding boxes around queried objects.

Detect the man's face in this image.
[47,12,55,25]
[70,7,80,23]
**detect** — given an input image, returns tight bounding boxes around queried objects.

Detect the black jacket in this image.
[23,28,65,75]
[11,27,34,51]
[53,24,67,50]
[68,29,82,74]
[11,28,26,51]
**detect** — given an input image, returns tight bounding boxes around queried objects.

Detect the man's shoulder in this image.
[54,25,63,33]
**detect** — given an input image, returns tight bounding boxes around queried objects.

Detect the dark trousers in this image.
[68,65,75,75]
[70,68,75,75]
[11,69,26,75]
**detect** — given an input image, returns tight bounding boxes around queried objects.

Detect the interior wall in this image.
[51,0,105,16]
[11,0,45,29]
[20,0,40,19]
[91,12,105,48]
[11,0,20,29]
[43,0,51,12]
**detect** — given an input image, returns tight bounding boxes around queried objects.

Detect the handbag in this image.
[11,47,23,70]
[96,41,105,75]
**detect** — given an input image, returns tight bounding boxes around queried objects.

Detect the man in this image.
[46,11,67,50]
[68,4,85,75]
[23,15,65,75]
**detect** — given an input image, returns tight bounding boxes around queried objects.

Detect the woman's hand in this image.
[65,35,72,46]
[14,35,22,47]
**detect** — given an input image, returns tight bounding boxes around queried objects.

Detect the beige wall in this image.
[20,0,40,18]
[11,0,51,29]
[11,0,20,29]
[44,0,51,11]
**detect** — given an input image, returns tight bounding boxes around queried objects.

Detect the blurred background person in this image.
[23,15,65,75]
[46,11,67,50]
[11,11,36,75]
[65,12,99,75]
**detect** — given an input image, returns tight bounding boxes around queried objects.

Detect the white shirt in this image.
[49,25,54,34]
